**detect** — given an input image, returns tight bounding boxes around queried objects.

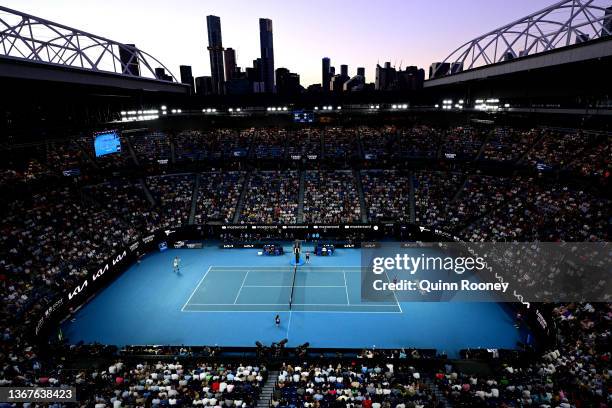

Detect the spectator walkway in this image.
[181,266,401,313]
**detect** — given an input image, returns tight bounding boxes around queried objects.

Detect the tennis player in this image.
[173,256,181,273]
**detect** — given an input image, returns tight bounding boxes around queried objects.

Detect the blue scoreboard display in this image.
[94,130,121,157]
[293,110,315,123]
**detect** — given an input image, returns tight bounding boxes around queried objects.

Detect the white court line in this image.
[181,265,402,314]
[186,303,397,307]
[211,266,361,268]
[208,269,363,274]
[180,266,212,312]
[286,309,292,339]
[343,269,350,305]
[384,270,403,314]
[182,309,402,314]
[243,285,346,288]
[233,270,250,304]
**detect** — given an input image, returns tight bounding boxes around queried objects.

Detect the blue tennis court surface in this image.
[182,266,400,313]
[62,244,524,357]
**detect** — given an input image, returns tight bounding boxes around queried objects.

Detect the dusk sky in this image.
[4,0,555,85]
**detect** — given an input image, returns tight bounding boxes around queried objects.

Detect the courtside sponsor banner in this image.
[361,242,610,303]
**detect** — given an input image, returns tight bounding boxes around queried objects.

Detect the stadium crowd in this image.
[361,170,411,222]
[0,124,610,406]
[303,170,362,224]
[240,171,299,224]
[195,171,245,224]
[273,362,441,408]
[146,174,195,229]
[435,303,610,407]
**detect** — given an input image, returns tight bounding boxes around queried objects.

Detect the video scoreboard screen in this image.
[94,130,121,157]
[293,110,315,123]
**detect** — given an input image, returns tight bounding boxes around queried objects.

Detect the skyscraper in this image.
[275,67,301,95]
[603,6,612,36]
[195,76,213,95]
[428,62,450,79]
[224,48,237,81]
[249,58,265,93]
[179,65,194,89]
[259,18,275,93]
[340,64,348,77]
[322,57,331,92]
[118,43,140,76]
[206,15,225,95]
[154,67,172,81]
[376,62,394,90]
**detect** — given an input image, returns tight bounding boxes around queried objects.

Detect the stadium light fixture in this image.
[228,108,233,112]
[161,105,167,110]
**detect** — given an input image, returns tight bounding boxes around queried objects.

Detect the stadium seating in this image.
[241,170,299,224]
[0,125,610,408]
[303,170,361,223]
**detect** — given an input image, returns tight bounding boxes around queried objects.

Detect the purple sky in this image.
[4,0,556,85]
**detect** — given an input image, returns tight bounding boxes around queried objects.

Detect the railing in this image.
[432,0,612,77]
[0,5,177,81]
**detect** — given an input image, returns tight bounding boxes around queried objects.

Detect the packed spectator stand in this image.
[0,124,610,406]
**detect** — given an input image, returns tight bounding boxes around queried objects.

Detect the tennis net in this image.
[289,265,298,310]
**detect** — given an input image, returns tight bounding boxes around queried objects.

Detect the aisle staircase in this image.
[408,172,416,223]
[139,178,156,206]
[125,137,140,166]
[232,172,251,224]
[423,376,452,408]
[297,171,305,223]
[256,370,279,408]
[353,170,369,223]
[188,174,200,224]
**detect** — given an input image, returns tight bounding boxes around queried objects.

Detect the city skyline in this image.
[3,0,556,86]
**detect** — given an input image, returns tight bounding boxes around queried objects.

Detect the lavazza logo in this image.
[67,250,127,301]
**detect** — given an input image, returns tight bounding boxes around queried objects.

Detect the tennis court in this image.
[182,266,401,313]
[62,246,525,355]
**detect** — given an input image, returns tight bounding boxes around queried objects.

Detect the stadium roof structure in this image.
[0,5,177,82]
[432,0,612,77]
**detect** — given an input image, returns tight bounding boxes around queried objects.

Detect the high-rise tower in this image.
[206,15,225,94]
[259,18,275,93]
